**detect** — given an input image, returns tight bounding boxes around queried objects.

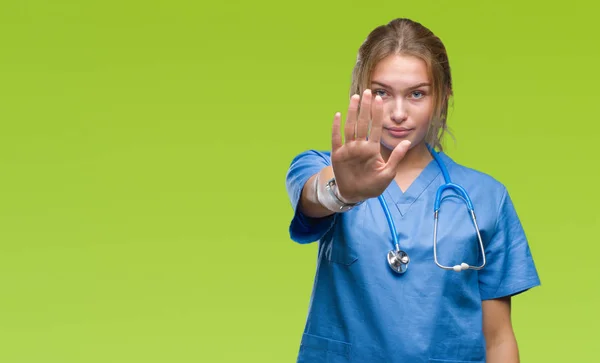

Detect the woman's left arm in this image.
[482,297,519,363]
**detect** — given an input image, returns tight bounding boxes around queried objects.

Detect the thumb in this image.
[385,140,412,171]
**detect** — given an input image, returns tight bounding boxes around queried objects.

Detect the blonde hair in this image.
[350,18,454,151]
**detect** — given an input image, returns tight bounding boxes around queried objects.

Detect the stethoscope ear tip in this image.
[452,263,470,272]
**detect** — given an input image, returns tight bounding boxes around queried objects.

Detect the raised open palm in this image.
[330,89,411,203]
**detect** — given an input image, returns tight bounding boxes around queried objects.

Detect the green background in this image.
[0,0,598,361]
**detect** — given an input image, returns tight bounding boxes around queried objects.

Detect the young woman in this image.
[284,18,540,363]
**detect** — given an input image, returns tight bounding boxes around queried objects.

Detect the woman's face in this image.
[369,54,435,152]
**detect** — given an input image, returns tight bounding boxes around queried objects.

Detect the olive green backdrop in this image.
[0,0,598,362]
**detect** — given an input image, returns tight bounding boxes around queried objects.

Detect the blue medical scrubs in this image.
[285,149,541,363]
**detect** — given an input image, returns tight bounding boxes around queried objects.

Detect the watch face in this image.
[325,180,343,206]
[327,181,357,209]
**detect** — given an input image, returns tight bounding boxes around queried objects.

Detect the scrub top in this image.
[285,149,541,363]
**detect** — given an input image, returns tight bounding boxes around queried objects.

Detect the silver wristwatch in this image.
[325,178,362,212]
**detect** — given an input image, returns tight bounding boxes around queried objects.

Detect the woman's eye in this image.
[374,89,387,97]
[411,91,425,99]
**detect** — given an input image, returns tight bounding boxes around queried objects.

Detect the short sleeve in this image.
[478,188,541,300]
[285,150,336,244]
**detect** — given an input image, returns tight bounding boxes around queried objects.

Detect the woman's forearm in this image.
[486,333,519,363]
[298,166,335,218]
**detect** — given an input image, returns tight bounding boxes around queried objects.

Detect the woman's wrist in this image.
[315,171,363,212]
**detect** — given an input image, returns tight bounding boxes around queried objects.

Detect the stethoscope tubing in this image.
[376,144,487,273]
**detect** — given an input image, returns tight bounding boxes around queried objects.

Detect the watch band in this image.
[325,177,362,212]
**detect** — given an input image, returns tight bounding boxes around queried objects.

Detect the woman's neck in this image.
[381,142,434,192]
[381,142,433,174]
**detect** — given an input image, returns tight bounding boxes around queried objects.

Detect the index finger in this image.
[344,94,360,143]
[368,95,384,143]
[331,112,342,152]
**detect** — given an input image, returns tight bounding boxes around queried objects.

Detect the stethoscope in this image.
[380,144,486,274]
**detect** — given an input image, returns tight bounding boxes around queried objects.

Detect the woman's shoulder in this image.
[441,152,507,195]
[288,149,332,167]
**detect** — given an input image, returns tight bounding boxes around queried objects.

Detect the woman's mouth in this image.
[385,127,413,138]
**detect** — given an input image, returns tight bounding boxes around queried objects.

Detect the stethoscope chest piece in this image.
[387,250,410,274]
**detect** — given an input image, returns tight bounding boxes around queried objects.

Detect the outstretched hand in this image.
[330,89,411,203]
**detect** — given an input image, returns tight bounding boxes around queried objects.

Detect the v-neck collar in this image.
[383,151,453,216]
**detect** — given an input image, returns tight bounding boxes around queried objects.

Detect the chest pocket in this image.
[320,212,360,266]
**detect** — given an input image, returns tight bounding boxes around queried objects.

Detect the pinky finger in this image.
[331,112,342,152]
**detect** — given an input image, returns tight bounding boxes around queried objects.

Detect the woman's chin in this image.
[380,137,416,150]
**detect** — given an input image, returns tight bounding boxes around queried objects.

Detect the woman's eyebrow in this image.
[371,81,431,90]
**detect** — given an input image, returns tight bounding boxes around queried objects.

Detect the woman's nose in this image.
[390,99,408,123]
